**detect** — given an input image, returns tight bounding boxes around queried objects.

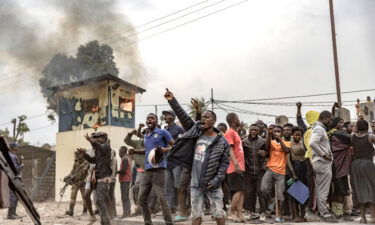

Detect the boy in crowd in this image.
[261,125,290,223]
[117,146,132,218]
[162,110,185,217]
[225,113,245,222]
[242,124,267,220]
[164,89,229,225]
[287,126,308,222]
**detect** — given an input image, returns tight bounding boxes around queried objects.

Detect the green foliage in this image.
[0,117,29,146]
[40,40,119,111]
[188,97,207,120]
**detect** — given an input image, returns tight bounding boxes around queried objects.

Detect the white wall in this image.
[55,126,133,202]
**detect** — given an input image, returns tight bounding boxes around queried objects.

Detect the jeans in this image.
[261,169,285,201]
[7,191,18,216]
[120,182,131,216]
[138,169,173,225]
[244,172,266,213]
[95,182,111,225]
[165,165,182,209]
[109,182,117,217]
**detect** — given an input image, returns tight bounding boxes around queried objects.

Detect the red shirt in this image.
[225,128,245,174]
[118,156,132,182]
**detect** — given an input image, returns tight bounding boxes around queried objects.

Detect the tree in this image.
[14,115,30,141]
[188,97,207,120]
[40,40,119,111]
[0,116,30,145]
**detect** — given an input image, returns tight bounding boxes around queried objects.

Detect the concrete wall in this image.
[58,81,137,133]
[55,126,133,202]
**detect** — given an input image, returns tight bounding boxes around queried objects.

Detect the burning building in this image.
[51,74,145,201]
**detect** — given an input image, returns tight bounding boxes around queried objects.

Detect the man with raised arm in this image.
[164,89,230,225]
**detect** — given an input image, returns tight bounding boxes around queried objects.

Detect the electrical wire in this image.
[0,113,48,126]
[218,88,375,102]
[105,0,231,45]
[113,0,248,50]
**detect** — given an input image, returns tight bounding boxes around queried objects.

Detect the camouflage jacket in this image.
[69,159,89,185]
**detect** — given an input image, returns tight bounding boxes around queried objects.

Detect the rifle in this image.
[57,172,75,208]
[57,180,69,208]
[0,136,41,225]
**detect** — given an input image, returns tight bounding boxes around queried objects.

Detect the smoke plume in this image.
[0,0,145,94]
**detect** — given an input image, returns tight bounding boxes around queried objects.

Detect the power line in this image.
[106,0,230,45]
[0,113,48,126]
[218,88,375,102]
[215,100,354,107]
[216,102,279,117]
[101,0,209,42]
[113,0,248,50]
[30,124,55,131]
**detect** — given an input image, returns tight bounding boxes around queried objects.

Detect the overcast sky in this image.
[1,0,375,146]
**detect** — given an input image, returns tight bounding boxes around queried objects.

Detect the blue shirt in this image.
[165,123,185,141]
[144,128,173,170]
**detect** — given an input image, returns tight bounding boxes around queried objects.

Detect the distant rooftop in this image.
[49,73,146,94]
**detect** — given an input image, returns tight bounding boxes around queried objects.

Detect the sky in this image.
[0,0,375,146]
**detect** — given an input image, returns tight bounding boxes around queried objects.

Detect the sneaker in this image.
[65,210,73,216]
[265,210,272,219]
[321,215,338,223]
[343,215,353,221]
[275,217,284,223]
[259,212,266,222]
[304,210,320,222]
[7,214,22,219]
[89,216,97,222]
[174,215,188,222]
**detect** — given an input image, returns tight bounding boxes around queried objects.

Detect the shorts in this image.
[179,167,191,190]
[191,187,225,219]
[227,172,245,192]
[261,169,285,201]
[333,175,350,196]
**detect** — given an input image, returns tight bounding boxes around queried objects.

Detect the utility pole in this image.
[154,105,158,116]
[329,0,342,105]
[211,88,214,111]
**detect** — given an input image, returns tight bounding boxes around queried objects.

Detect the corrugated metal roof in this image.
[49,73,146,94]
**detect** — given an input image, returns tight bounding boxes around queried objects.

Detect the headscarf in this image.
[304,110,320,160]
[306,110,319,126]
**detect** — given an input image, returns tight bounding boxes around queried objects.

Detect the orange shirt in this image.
[225,128,245,174]
[266,140,290,175]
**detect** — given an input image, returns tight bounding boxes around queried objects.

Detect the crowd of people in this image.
[62,90,375,225]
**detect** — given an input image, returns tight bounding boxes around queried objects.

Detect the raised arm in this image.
[331,102,340,117]
[266,127,273,152]
[124,130,138,148]
[279,140,290,153]
[296,102,307,132]
[164,89,195,131]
